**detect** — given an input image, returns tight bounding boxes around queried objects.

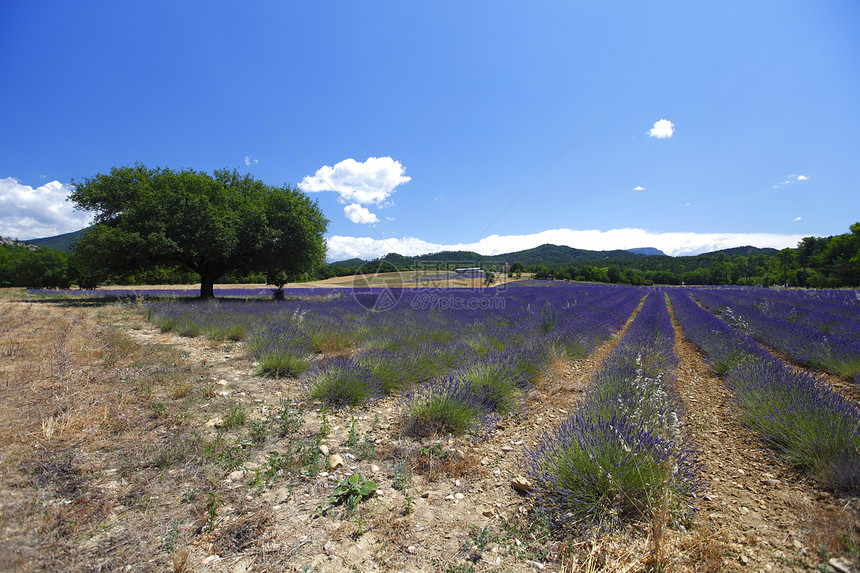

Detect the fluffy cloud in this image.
[633,185,646,191]
[298,157,410,206]
[0,177,93,239]
[325,227,805,261]
[343,203,379,224]
[244,156,259,166]
[793,216,802,222]
[648,119,675,139]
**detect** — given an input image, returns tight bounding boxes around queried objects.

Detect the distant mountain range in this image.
[331,243,777,269]
[16,228,781,269]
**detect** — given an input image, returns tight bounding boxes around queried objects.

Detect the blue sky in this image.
[2,2,858,260]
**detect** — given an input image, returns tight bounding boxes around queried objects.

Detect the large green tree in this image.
[70,164,328,298]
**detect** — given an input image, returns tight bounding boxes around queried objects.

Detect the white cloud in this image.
[325,227,805,261]
[343,203,379,224]
[244,156,259,166]
[793,216,802,222]
[0,177,94,239]
[299,157,410,206]
[648,119,675,139]
[774,174,809,188]
[633,185,646,191]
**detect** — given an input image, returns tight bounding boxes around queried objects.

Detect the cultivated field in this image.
[1,281,858,572]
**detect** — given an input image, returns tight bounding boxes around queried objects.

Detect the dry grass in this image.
[0,292,217,571]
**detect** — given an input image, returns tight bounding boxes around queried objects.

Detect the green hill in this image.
[26,228,89,252]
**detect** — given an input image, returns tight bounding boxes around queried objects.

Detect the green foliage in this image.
[421,443,448,459]
[391,461,412,491]
[256,350,308,378]
[221,401,247,429]
[275,401,303,436]
[201,437,247,470]
[204,492,224,532]
[69,164,328,297]
[320,473,377,513]
[0,243,72,288]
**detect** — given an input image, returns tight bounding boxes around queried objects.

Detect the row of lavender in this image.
[668,290,860,492]
[148,283,645,435]
[682,287,860,383]
[527,291,702,534]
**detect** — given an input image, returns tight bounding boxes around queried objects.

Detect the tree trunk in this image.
[200,274,216,299]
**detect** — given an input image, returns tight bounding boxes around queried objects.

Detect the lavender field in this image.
[5,281,860,571]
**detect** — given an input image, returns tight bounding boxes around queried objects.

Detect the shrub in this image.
[303,357,382,407]
[247,322,312,378]
[527,414,701,533]
[401,377,496,438]
[454,354,528,414]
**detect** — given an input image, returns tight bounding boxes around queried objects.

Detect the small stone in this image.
[739,507,750,516]
[275,490,289,503]
[217,379,228,386]
[228,470,245,481]
[328,454,344,470]
[454,479,461,487]
[737,469,745,476]
[739,554,749,565]
[445,494,456,501]
[501,445,514,452]
[420,491,432,499]
[370,464,380,473]
[761,478,780,486]
[482,509,494,517]
[454,493,464,500]
[406,545,418,555]
[829,557,853,573]
[206,417,223,428]
[511,476,532,493]
[319,444,329,456]
[526,560,546,570]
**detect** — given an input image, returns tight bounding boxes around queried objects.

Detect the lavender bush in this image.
[527,291,702,534]
[687,287,860,382]
[400,377,498,438]
[669,290,860,492]
[302,357,383,407]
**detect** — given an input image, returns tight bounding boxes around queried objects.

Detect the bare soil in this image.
[0,289,857,572]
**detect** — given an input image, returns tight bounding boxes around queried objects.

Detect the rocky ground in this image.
[0,291,858,572]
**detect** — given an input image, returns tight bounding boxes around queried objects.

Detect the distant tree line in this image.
[2,222,858,291]
[321,222,860,288]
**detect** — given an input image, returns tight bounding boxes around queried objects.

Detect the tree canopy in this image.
[70,165,328,298]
